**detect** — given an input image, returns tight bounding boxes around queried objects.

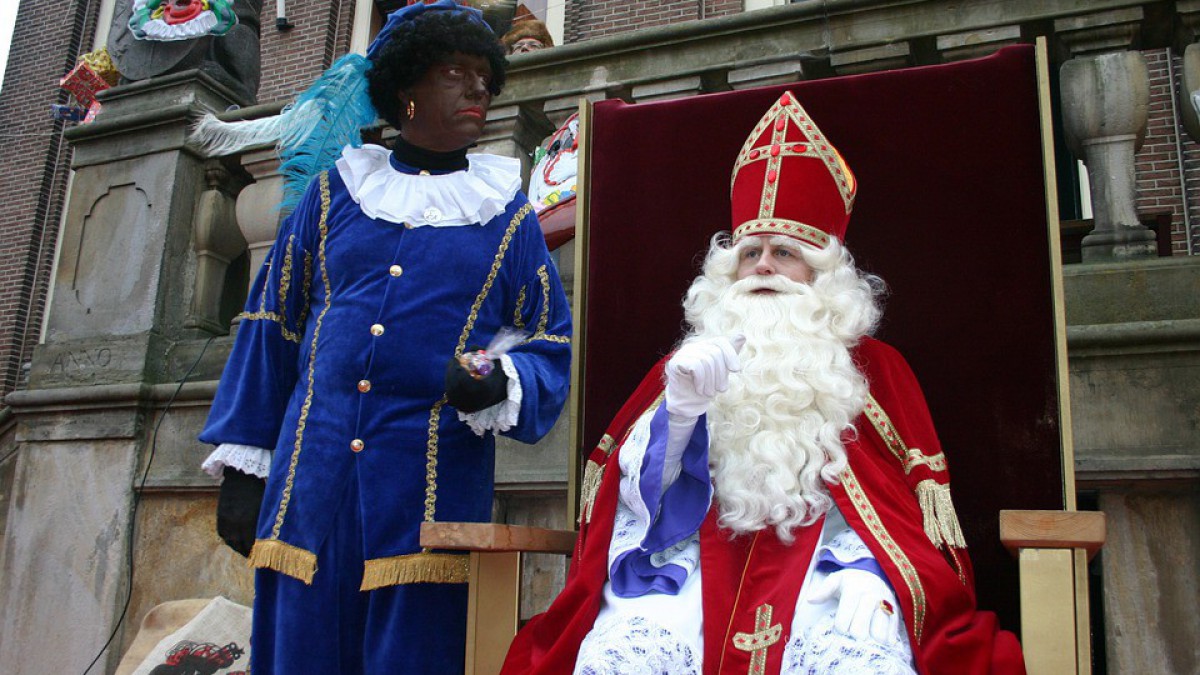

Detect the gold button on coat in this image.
[370,324,384,336]
[350,439,365,453]
[389,265,403,277]
[357,380,371,393]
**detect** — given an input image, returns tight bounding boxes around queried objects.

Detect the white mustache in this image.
[731,275,808,296]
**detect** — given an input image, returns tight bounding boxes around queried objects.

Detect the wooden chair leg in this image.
[466,551,522,675]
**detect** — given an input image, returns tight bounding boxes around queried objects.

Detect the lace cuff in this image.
[458,355,522,436]
[202,443,272,479]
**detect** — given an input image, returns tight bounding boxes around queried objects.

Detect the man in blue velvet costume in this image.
[196,2,572,672]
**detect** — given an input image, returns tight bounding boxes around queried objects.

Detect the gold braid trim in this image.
[513,286,527,329]
[915,479,967,549]
[297,250,313,327]
[278,235,295,319]
[236,311,302,344]
[864,395,906,463]
[578,459,605,525]
[596,434,616,456]
[419,204,531,529]
[422,397,447,524]
[271,172,332,538]
[361,552,469,590]
[248,539,317,585]
[840,466,926,643]
[535,265,551,334]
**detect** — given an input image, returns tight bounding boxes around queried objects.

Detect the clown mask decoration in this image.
[128,0,238,41]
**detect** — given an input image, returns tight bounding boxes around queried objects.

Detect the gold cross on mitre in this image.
[731,603,782,675]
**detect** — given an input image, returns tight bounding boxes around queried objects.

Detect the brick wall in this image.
[1134,48,1195,255]
[567,0,742,44]
[0,0,101,396]
[257,0,355,103]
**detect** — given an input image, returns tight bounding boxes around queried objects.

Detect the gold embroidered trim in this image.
[730,96,855,215]
[732,604,781,675]
[248,538,318,585]
[421,204,530,528]
[236,311,302,344]
[904,448,947,475]
[454,203,531,355]
[535,265,551,334]
[423,396,447,524]
[361,552,469,590]
[526,334,570,344]
[915,479,967,550]
[841,466,926,643]
[732,219,830,247]
[596,434,616,456]
[864,394,907,463]
[256,259,271,313]
[297,250,313,327]
[271,172,332,538]
[278,235,295,318]
[513,285,527,329]
[579,458,605,525]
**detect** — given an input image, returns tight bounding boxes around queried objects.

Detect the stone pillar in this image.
[0,70,244,675]
[1060,51,1157,262]
[236,148,285,297]
[477,103,555,183]
[188,163,249,335]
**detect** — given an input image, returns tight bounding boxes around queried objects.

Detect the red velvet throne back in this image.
[577,45,1065,633]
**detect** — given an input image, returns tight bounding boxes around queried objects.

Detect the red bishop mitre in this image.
[730,92,857,247]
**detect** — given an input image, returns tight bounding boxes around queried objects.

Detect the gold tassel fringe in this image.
[915,479,967,550]
[361,552,469,591]
[249,539,318,585]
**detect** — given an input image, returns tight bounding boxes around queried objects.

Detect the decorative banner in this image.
[128,0,239,41]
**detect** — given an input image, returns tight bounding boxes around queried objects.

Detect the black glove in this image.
[216,466,265,558]
[445,351,509,413]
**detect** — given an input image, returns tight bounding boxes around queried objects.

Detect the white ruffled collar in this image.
[335,144,522,227]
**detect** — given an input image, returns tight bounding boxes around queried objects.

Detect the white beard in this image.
[690,274,870,543]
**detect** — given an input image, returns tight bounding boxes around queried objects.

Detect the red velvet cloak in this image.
[502,337,1025,674]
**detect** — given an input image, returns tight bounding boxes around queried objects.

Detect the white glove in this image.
[808,568,902,645]
[664,335,745,419]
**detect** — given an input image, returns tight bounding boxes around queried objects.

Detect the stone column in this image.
[1060,51,1157,262]
[0,70,245,674]
[236,148,285,298]
[477,103,555,184]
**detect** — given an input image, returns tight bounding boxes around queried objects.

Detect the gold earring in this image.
[406,100,416,120]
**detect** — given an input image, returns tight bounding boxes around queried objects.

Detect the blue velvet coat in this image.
[200,162,572,586]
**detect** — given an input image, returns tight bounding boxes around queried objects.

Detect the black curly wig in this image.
[367,11,508,129]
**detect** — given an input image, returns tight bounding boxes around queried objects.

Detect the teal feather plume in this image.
[277,53,378,213]
[189,53,378,215]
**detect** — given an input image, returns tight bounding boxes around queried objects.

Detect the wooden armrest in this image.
[420,522,577,554]
[999,509,1106,560]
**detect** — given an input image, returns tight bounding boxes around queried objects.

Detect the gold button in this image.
[389,265,403,277]
[350,439,365,453]
[357,379,371,393]
[370,324,384,336]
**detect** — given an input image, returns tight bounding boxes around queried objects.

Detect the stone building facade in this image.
[1,1,1198,674]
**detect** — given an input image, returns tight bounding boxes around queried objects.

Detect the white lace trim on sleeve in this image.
[202,443,272,479]
[458,354,522,437]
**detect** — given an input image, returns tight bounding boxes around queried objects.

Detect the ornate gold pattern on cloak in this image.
[732,219,831,248]
[597,434,616,456]
[361,551,468,590]
[250,171,331,578]
[840,466,927,643]
[579,458,605,525]
[904,448,947,475]
[732,604,782,675]
[757,113,786,220]
[519,264,570,345]
[256,259,271,313]
[864,394,907,463]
